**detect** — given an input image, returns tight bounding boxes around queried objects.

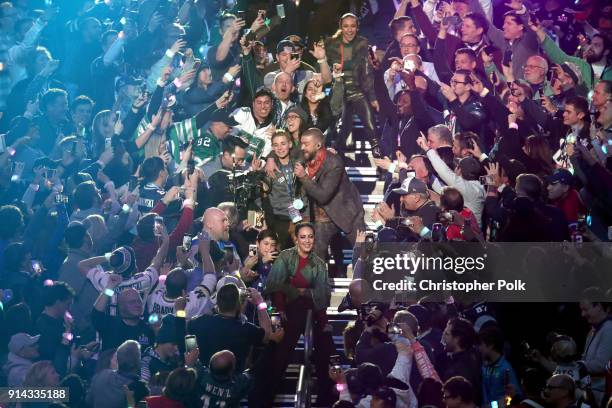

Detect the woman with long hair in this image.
[90,110,115,160]
[260,131,308,249]
[285,105,308,148]
[263,222,335,406]
[300,78,334,135]
[522,135,556,178]
[325,13,381,156]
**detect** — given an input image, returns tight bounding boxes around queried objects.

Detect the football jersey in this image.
[147,273,217,319]
[87,265,159,315]
[199,367,251,408]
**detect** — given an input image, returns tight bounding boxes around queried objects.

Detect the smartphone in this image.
[276,4,285,18]
[236,10,247,20]
[404,59,416,72]
[45,168,56,180]
[32,260,42,274]
[185,335,197,352]
[247,210,259,228]
[290,52,300,60]
[330,355,342,371]
[182,235,192,252]
[154,216,164,236]
[443,15,461,25]
[270,313,281,331]
[432,223,444,241]
[248,244,257,257]
[0,133,6,153]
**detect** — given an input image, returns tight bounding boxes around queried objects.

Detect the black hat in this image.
[109,246,136,277]
[285,105,308,122]
[209,109,239,127]
[156,314,178,344]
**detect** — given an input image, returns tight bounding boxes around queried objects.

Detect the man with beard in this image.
[532,23,610,92]
[293,128,365,277]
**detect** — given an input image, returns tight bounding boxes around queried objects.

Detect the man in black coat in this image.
[294,128,365,276]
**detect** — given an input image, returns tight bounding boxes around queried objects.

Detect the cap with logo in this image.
[392,176,428,195]
[546,168,573,185]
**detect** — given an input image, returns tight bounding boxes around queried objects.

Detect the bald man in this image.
[542,374,577,408]
[338,278,374,312]
[199,350,252,406]
[92,281,155,351]
[202,207,230,242]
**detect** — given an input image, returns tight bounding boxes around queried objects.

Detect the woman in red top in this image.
[262,223,336,406]
[145,367,199,408]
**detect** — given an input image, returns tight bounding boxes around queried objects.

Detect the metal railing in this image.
[295,309,313,408]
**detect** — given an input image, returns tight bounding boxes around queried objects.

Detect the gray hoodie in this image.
[3,352,34,386]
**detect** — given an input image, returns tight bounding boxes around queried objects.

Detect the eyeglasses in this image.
[286,114,300,120]
[523,64,546,70]
[450,80,467,85]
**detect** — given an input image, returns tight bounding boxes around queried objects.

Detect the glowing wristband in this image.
[62,332,74,341]
[30,183,40,192]
[165,49,175,59]
[104,288,115,297]
[176,310,186,318]
[146,123,156,131]
[104,252,112,262]
[317,58,327,64]
[223,72,234,82]
[336,383,346,392]
[173,78,183,88]
[257,302,268,311]
[7,147,16,156]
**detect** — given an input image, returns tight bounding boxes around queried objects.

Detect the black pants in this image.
[337,93,377,153]
[254,296,336,406]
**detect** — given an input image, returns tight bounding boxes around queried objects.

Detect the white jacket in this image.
[426,149,485,227]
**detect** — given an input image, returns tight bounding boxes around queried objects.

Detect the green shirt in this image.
[193,130,222,162]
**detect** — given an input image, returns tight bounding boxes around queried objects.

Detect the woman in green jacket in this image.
[262,222,336,406]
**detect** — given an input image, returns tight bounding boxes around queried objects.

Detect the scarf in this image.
[306,148,327,178]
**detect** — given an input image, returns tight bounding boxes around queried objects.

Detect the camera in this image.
[185,335,197,352]
[270,313,282,331]
[438,212,453,223]
[248,244,257,257]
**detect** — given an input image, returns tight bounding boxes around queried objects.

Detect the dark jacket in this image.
[447,93,487,136]
[325,35,376,102]
[299,151,365,235]
[440,348,483,404]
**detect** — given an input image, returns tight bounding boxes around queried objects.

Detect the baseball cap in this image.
[109,246,137,277]
[115,75,143,93]
[156,314,178,344]
[9,333,40,353]
[546,168,573,185]
[284,35,306,49]
[276,39,296,54]
[392,176,428,195]
[209,109,239,127]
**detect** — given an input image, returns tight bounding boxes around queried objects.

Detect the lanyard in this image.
[340,42,344,71]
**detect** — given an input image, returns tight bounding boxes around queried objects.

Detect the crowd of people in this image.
[0,0,611,406]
